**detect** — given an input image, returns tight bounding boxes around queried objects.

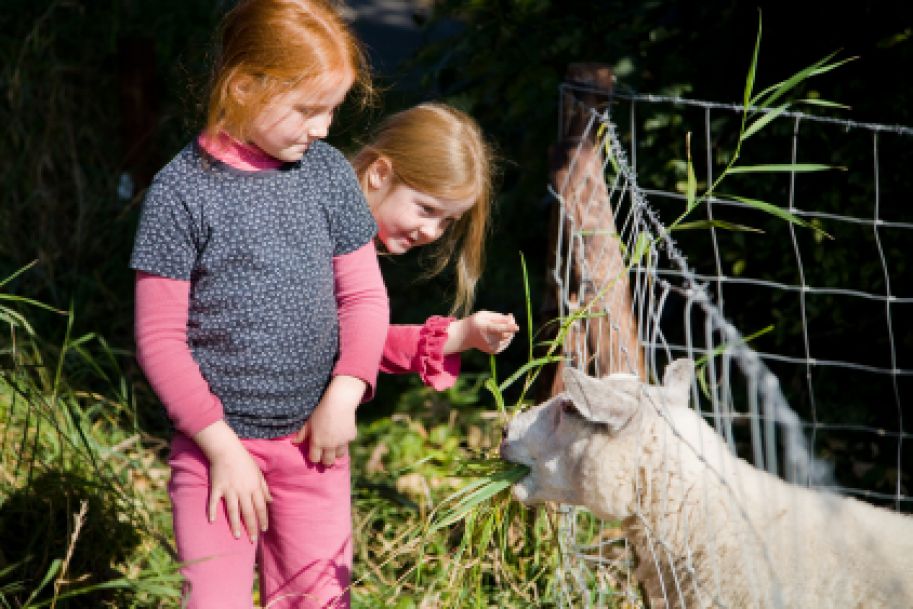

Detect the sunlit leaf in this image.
[727,194,832,238]
[743,12,762,111]
[671,220,764,232]
[727,163,833,174]
[740,104,788,140]
[798,98,851,110]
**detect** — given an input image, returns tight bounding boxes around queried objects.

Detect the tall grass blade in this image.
[429,465,529,531]
[0,260,38,289]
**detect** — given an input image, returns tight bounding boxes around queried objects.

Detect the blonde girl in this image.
[131,1,390,607]
[352,102,518,375]
[292,102,514,605]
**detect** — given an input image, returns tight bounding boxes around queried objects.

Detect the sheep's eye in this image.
[558,398,583,421]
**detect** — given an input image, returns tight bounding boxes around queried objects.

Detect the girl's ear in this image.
[229,73,256,105]
[366,157,393,191]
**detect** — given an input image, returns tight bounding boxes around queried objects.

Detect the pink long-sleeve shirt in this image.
[134,133,459,437]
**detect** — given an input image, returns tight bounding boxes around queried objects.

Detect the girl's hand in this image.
[192,420,272,543]
[445,311,519,355]
[294,375,364,466]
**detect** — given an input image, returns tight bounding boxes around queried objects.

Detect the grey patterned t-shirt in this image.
[130,139,377,438]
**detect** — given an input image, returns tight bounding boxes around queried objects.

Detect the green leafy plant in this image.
[663,16,850,238]
[1,267,182,608]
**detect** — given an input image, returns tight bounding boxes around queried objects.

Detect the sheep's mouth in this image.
[510,471,536,503]
[496,459,534,502]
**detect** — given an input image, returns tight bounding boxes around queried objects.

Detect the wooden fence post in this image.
[539,63,645,399]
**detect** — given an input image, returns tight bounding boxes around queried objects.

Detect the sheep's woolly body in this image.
[501,363,913,609]
[594,405,913,608]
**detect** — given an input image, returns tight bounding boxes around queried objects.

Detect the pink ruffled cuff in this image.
[416,316,461,391]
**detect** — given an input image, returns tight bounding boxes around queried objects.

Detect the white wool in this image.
[501,359,913,609]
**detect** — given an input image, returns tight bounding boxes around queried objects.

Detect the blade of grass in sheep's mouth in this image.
[428,462,531,531]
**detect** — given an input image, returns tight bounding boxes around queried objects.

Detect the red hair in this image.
[205,0,371,141]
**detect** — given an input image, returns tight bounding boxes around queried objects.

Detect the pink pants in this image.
[168,432,352,609]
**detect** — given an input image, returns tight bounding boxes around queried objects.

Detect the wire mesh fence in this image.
[547,81,913,608]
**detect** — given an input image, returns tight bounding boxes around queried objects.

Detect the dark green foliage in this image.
[1,1,912,606]
[368,1,913,406]
[0,471,143,607]
[0,0,223,352]
[406,0,912,506]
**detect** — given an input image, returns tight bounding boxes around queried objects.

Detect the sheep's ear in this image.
[662,358,694,406]
[562,367,641,432]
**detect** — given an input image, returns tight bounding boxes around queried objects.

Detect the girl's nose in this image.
[417,222,439,242]
[309,112,332,139]
[418,219,446,243]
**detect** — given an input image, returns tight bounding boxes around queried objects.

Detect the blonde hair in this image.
[351,103,495,316]
[204,0,372,142]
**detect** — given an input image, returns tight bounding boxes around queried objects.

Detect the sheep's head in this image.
[500,359,693,515]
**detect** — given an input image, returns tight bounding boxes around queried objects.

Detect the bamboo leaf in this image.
[740,104,788,141]
[753,54,854,109]
[671,220,764,233]
[628,232,653,266]
[685,132,697,210]
[727,194,833,239]
[798,98,851,110]
[484,377,506,415]
[694,325,775,399]
[597,122,620,174]
[429,466,529,531]
[743,12,762,111]
[435,476,491,509]
[727,163,833,174]
[695,325,775,368]
[520,252,533,363]
[697,364,712,400]
[497,355,565,393]
[751,52,837,106]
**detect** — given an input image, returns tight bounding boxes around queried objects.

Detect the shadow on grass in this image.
[0,470,142,607]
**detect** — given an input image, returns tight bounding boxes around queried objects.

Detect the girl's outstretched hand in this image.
[445,311,520,355]
[294,374,364,467]
[192,420,272,543]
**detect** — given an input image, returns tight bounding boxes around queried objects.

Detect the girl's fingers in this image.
[321,449,336,467]
[224,493,242,539]
[261,477,273,503]
[239,495,259,543]
[253,491,269,533]
[293,423,308,445]
[335,445,348,462]
[208,489,221,523]
[309,444,322,464]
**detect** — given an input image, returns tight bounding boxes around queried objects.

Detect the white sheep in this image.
[500,359,913,608]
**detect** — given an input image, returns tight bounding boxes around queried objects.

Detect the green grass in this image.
[1,271,626,608]
[349,377,564,608]
[0,284,182,607]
